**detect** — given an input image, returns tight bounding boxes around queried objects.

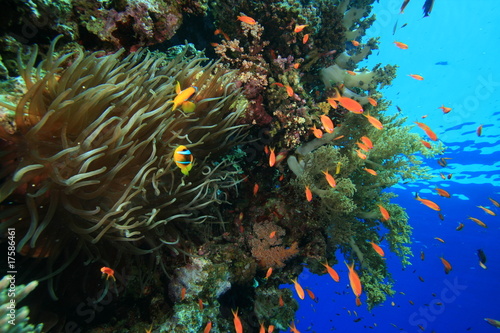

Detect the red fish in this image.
[409,74,424,80]
[394,41,408,49]
[237,15,256,25]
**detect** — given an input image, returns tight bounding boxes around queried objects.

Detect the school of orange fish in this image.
[98,7,498,331]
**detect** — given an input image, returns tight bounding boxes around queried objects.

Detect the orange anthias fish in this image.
[285,85,294,97]
[302,34,309,44]
[435,188,451,198]
[356,149,367,160]
[414,122,438,141]
[440,257,452,274]
[237,15,256,25]
[415,195,441,211]
[232,308,243,333]
[468,216,487,228]
[329,88,364,114]
[100,266,116,281]
[356,141,370,152]
[477,206,497,216]
[364,114,383,130]
[367,97,378,106]
[476,124,483,136]
[489,197,500,207]
[322,170,337,188]
[269,147,276,167]
[345,261,362,305]
[311,125,323,138]
[408,74,424,80]
[204,321,212,333]
[322,261,340,282]
[438,105,452,114]
[253,183,259,196]
[485,318,500,329]
[370,242,385,257]
[360,136,373,149]
[320,114,334,133]
[378,204,390,221]
[421,140,431,149]
[294,24,308,33]
[351,40,360,46]
[364,168,377,176]
[174,145,194,175]
[265,267,273,279]
[306,288,318,302]
[289,321,301,333]
[291,278,305,300]
[259,322,266,333]
[434,237,445,243]
[305,185,313,202]
[394,41,408,49]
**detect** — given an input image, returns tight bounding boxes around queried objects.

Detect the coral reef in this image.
[0,0,442,330]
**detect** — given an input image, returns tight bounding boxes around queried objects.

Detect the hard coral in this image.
[0,37,247,298]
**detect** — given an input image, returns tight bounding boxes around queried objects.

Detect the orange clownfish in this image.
[172,81,197,112]
[174,145,194,175]
[237,15,256,25]
[100,266,116,281]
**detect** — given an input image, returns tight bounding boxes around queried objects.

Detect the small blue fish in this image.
[174,145,194,175]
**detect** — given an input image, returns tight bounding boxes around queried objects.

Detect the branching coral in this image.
[0,37,248,298]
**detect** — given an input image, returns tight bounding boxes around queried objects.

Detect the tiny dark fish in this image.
[477,249,487,264]
[396,106,402,113]
[400,0,411,13]
[438,213,445,221]
[435,61,448,65]
[422,0,435,17]
[418,276,425,282]
[420,251,425,260]
[447,173,453,179]
[437,157,448,167]
[401,23,408,28]
[393,18,399,35]
[354,318,362,322]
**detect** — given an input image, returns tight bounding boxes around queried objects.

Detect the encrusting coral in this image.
[0,36,247,299]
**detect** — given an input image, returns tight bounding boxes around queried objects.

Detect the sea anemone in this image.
[0,37,247,298]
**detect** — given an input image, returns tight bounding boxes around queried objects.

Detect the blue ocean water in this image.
[286,1,500,332]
